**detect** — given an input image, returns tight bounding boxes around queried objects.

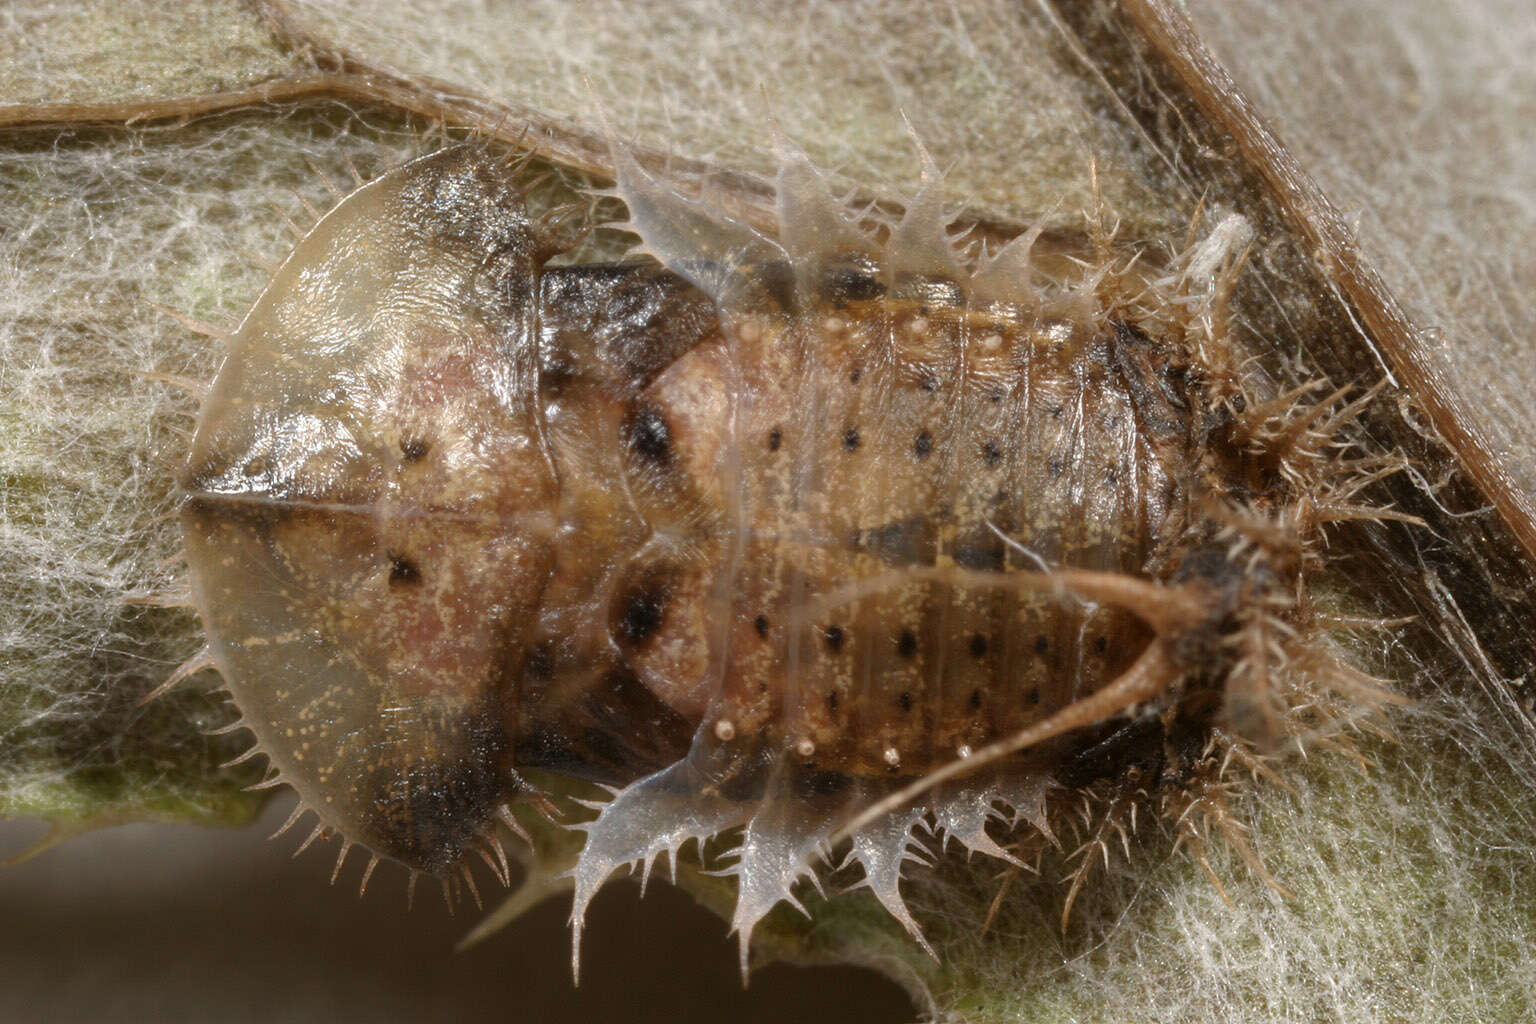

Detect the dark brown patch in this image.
[615,579,670,646]
[820,261,886,305]
[628,404,674,467]
[388,554,421,585]
[362,708,508,874]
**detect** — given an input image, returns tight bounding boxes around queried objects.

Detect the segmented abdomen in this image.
[606,278,1182,780]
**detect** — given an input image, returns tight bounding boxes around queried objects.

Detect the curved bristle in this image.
[476,832,512,887]
[495,804,532,844]
[204,716,248,737]
[330,840,354,885]
[358,855,380,898]
[139,647,215,705]
[291,189,323,222]
[342,151,364,187]
[278,208,306,240]
[268,801,309,841]
[243,768,285,791]
[460,864,483,910]
[134,368,210,401]
[220,743,266,770]
[146,302,232,341]
[293,821,328,858]
[306,158,344,203]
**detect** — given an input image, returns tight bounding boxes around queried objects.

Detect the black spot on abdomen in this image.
[614,576,671,647]
[627,404,674,467]
[388,554,421,585]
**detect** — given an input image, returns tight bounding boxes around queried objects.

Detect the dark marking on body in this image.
[388,554,421,585]
[820,259,887,306]
[617,579,669,645]
[628,405,674,466]
[856,516,936,566]
[363,708,508,873]
[1054,717,1164,788]
[953,533,1007,572]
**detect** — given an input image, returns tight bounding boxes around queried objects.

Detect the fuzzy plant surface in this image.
[3,2,1535,1022]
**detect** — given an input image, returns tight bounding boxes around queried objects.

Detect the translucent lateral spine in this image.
[566,758,752,982]
[606,140,785,305]
[843,806,937,959]
[770,132,878,281]
[722,776,843,978]
[930,784,1028,868]
[971,212,1051,306]
[884,126,967,285]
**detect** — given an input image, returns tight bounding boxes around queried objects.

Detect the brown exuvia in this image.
[176,139,1407,975]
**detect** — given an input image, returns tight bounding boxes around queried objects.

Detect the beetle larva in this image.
[177,139,1402,975]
